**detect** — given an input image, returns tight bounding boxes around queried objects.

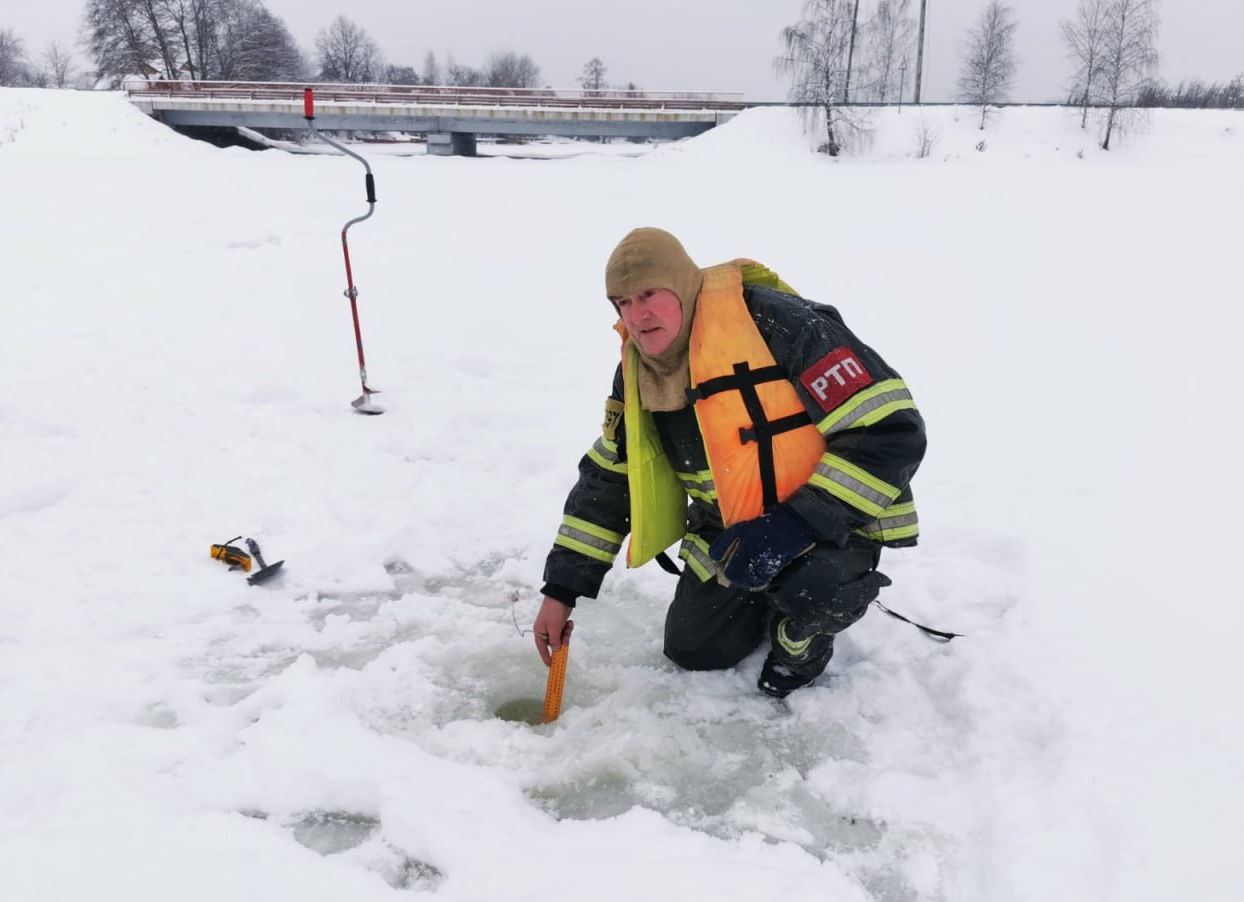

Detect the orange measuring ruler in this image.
[542,644,569,723]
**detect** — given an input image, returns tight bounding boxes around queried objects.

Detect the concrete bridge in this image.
[126,81,747,155]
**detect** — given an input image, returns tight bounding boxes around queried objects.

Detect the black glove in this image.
[708,505,817,590]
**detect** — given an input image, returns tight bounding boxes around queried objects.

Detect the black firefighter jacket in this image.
[542,284,927,605]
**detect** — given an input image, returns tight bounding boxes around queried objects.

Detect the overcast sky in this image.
[8,0,1244,102]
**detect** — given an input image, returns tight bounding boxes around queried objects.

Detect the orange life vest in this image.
[620,261,826,567]
[688,262,825,526]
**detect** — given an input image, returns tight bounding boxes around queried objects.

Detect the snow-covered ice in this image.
[1,88,1242,901]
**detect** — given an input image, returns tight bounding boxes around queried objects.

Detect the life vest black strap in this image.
[872,600,963,641]
[655,551,682,575]
[687,361,817,512]
[730,363,776,510]
[684,365,786,404]
[739,412,814,446]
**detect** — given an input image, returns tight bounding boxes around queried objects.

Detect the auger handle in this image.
[244,538,268,570]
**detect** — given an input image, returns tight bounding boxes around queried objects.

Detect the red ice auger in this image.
[304,88,383,415]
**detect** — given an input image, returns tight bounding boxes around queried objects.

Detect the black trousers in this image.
[663,540,887,672]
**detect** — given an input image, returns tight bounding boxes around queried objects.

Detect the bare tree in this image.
[1096,0,1159,150]
[162,0,213,81]
[83,0,160,85]
[1061,0,1111,128]
[957,1,1018,129]
[445,55,483,87]
[41,42,76,88]
[83,0,302,85]
[212,1,304,81]
[484,51,540,88]
[1139,76,1244,108]
[136,0,180,78]
[862,0,915,102]
[421,51,441,86]
[0,28,31,86]
[315,15,382,83]
[448,64,482,86]
[579,57,607,92]
[382,64,419,85]
[775,0,859,155]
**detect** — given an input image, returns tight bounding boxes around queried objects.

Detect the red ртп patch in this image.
[799,347,874,411]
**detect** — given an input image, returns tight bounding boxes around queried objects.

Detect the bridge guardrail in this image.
[125,80,749,112]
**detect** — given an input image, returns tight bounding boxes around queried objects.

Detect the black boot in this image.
[757,616,835,698]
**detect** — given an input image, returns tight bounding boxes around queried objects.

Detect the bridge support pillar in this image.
[427,132,477,157]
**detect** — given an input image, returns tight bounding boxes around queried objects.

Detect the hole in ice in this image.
[493,697,547,725]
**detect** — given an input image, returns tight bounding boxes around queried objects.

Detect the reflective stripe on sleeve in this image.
[676,469,717,503]
[554,515,625,564]
[854,501,920,543]
[815,378,916,436]
[678,532,715,582]
[587,437,628,474]
[808,453,901,518]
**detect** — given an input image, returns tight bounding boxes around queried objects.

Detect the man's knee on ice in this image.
[666,636,751,671]
[663,628,758,672]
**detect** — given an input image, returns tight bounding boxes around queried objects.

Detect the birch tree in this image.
[775,0,858,155]
[1096,0,1159,150]
[957,1,1018,129]
[1061,0,1111,128]
[863,0,915,102]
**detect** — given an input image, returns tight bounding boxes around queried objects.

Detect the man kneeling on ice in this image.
[533,228,926,698]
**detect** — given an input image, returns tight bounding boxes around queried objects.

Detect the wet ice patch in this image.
[260,811,447,891]
[151,552,1030,900]
[289,810,380,854]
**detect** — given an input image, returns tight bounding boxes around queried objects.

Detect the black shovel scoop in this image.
[245,538,285,585]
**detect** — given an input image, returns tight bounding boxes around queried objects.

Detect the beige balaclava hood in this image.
[605,227,704,412]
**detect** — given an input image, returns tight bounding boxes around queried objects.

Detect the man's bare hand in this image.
[533,596,574,666]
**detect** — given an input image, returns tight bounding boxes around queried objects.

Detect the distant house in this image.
[123,60,197,91]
